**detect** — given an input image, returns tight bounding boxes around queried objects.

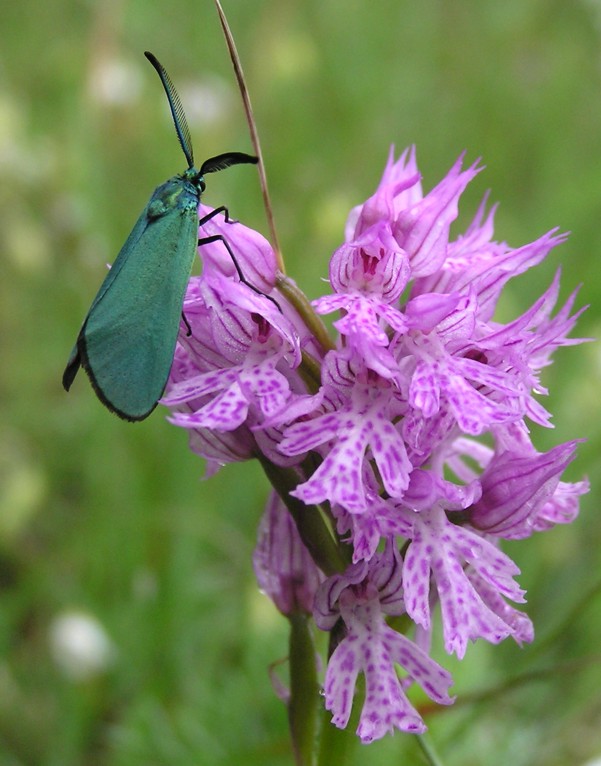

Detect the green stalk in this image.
[256,455,350,576]
[288,613,319,766]
[276,274,334,354]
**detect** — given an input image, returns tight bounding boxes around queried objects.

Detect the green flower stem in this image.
[298,349,324,394]
[316,709,354,766]
[316,672,363,766]
[415,732,446,766]
[256,455,350,576]
[276,273,335,354]
[288,612,319,766]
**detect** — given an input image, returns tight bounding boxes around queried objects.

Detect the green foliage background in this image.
[1,0,600,764]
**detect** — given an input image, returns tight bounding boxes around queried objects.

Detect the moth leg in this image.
[197,228,282,313]
[198,205,250,284]
[198,206,236,227]
[181,312,192,337]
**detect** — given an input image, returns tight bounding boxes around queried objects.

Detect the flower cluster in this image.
[162,147,588,743]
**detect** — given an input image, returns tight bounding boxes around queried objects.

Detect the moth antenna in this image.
[144,51,195,170]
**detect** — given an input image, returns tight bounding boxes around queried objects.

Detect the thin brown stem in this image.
[214,0,284,272]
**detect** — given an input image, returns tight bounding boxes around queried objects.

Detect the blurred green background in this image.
[1,0,600,764]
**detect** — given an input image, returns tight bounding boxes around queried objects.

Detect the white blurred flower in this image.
[177,76,233,129]
[88,57,143,106]
[49,610,116,681]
